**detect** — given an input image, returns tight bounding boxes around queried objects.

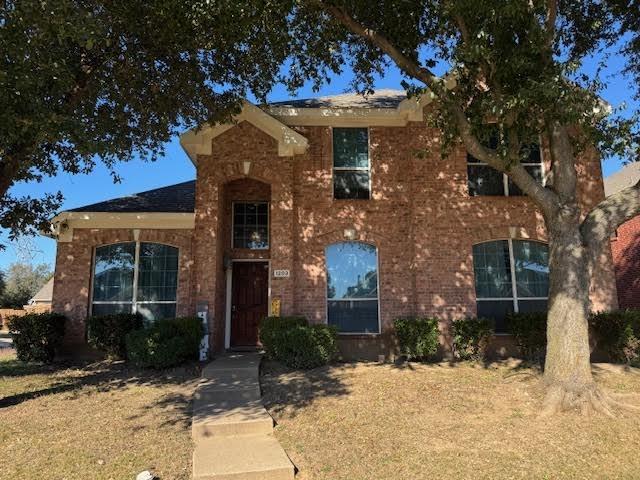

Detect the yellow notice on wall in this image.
[271,298,281,317]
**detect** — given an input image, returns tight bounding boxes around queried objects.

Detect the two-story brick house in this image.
[49,90,617,359]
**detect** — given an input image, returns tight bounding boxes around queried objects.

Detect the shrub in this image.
[393,317,440,361]
[506,311,547,364]
[125,317,203,368]
[590,310,640,365]
[259,316,308,359]
[278,324,338,369]
[87,313,143,358]
[8,312,66,363]
[452,317,493,361]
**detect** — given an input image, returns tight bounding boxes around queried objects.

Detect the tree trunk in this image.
[542,207,595,411]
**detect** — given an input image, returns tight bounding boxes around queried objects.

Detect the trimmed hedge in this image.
[8,312,66,363]
[590,310,640,366]
[506,311,547,364]
[452,317,493,361]
[259,316,337,369]
[394,317,439,361]
[125,317,203,368]
[259,316,308,359]
[87,313,143,358]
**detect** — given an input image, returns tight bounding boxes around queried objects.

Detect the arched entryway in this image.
[219,178,272,349]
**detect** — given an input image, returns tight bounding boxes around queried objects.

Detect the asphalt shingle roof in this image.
[69,180,196,213]
[269,89,407,109]
[604,163,640,197]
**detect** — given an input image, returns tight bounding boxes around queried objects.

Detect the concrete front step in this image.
[193,434,295,480]
[192,390,274,439]
[202,354,263,376]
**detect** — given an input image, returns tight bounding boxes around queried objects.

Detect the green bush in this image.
[394,317,440,361]
[590,310,640,365]
[506,311,547,364]
[452,317,494,361]
[87,313,143,358]
[259,316,308,359]
[8,312,66,363]
[125,317,203,368]
[278,324,338,369]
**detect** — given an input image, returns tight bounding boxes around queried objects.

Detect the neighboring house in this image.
[28,277,54,307]
[47,90,617,359]
[605,163,640,310]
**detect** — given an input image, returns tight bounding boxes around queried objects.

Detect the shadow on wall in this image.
[615,227,640,309]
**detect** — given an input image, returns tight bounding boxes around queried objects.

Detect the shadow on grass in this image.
[0,354,201,424]
[260,359,354,418]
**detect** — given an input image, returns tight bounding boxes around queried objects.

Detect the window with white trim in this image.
[467,130,543,196]
[233,202,269,249]
[472,239,549,333]
[326,242,379,333]
[91,242,178,321]
[333,128,371,199]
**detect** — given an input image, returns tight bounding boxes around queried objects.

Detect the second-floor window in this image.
[333,128,371,199]
[467,131,543,196]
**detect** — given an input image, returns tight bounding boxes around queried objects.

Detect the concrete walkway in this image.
[192,353,295,480]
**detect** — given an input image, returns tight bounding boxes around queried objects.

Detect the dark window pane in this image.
[508,165,544,196]
[93,243,135,302]
[522,143,542,163]
[334,171,370,199]
[517,299,548,314]
[232,202,269,249]
[137,243,179,302]
[333,128,369,168]
[467,165,505,196]
[513,241,549,297]
[326,242,378,299]
[472,241,512,298]
[92,303,133,316]
[477,300,514,334]
[328,300,379,333]
[136,302,177,322]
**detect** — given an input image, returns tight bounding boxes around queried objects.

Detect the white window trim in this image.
[331,127,372,200]
[231,201,270,250]
[474,238,549,333]
[467,141,546,196]
[325,241,381,335]
[89,241,179,317]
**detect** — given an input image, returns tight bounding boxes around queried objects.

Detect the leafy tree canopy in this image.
[0,262,52,308]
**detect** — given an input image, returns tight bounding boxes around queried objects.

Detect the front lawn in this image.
[262,360,640,480]
[0,352,200,480]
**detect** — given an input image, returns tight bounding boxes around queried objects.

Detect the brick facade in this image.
[611,215,640,309]
[52,116,618,358]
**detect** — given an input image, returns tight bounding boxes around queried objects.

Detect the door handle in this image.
[232,305,237,312]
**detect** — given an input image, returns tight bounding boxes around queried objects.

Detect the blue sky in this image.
[1,50,636,270]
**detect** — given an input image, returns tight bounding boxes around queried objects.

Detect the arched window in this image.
[473,239,549,333]
[326,242,379,333]
[91,242,179,321]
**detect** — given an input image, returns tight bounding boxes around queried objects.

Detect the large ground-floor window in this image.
[91,242,179,322]
[472,239,549,333]
[326,241,379,333]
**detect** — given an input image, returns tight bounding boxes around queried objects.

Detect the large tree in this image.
[0,262,51,308]
[0,0,289,238]
[242,0,640,415]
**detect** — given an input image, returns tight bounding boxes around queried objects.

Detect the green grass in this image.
[0,351,200,480]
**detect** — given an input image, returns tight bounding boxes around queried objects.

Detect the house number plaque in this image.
[273,269,290,278]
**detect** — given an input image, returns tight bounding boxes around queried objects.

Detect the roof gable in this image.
[180,101,309,164]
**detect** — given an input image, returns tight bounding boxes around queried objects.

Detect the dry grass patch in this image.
[0,351,200,480]
[262,360,640,480]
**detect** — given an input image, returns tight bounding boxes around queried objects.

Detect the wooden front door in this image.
[231,262,269,347]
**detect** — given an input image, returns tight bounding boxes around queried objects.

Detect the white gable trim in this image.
[180,101,309,164]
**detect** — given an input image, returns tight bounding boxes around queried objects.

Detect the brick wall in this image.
[611,215,640,309]
[52,229,194,345]
[52,115,618,357]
